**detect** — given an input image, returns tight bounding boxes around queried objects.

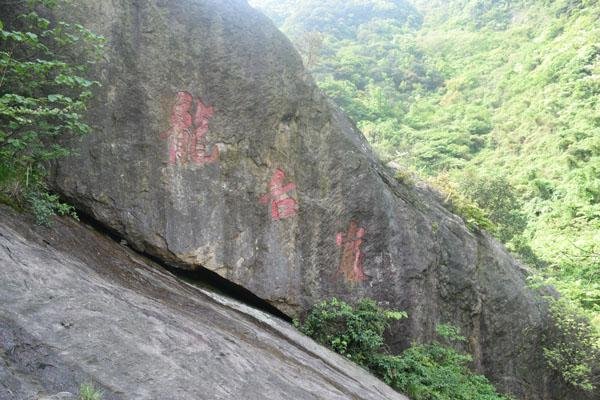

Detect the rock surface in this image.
[37,394,75,400]
[0,206,406,400]
[23,0,585,398]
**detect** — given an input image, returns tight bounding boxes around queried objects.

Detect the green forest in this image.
[251,0,599,330]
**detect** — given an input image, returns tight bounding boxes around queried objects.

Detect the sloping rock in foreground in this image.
[0,206,405,400]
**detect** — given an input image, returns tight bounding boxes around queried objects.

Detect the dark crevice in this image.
[74,210,292,322]
[162,264,292,322]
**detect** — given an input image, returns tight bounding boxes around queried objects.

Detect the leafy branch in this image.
[0,0,104,224]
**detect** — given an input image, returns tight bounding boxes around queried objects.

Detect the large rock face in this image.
[34,0,585,398]
[0,206,405,400]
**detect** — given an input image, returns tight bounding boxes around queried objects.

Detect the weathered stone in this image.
[38,393,76,400]
[26,0,590,398]
[0,206,406,400]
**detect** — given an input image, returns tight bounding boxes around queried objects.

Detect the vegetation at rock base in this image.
[251,0,600,391]
[295,298,512,399]
[0,0,104,225]
[296,298,408,365]
[542,296,600,391]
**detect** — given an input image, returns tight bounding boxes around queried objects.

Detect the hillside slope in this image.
[251,0,600,346]
[410,0,600,319]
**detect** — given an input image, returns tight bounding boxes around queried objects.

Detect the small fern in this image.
[79,383,102,400]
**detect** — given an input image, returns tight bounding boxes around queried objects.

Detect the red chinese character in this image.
[161,91,193,165]
[161,91,219,165]
[190,100,219,165]
[259,169,298,220]
[335,221,366,282]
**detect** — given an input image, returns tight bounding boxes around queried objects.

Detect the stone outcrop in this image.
[0,206,405,400]
[19,0,586,398]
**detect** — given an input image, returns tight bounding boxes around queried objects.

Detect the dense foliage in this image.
[296,298,407,365]
[251,0,600,386]
[0,0,103,224]
[542,297,600,391]
[296,298,511,399]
